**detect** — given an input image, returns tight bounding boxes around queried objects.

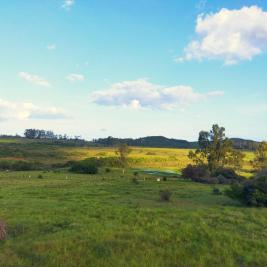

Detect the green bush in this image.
[132,177,139,184]
[225,176,267,207]
[69,159,98,174]
[214,168,242,180]
[0,160,40,171]
[105,168,111,173]
[182,164,210,180]
[212,187,222,195]
[160,190,172,202]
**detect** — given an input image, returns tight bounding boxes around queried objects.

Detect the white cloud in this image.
[66,73,85,82]
[18,72,51,87]
[178,6,267,64]
[62,0,75,10]
[47,44,56,50]
[0,98,66,121]
[91,79,223,110]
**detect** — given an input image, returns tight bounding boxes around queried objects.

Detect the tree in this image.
[189,124,244,173]
[116,143,131,175]
[252,142,267,170]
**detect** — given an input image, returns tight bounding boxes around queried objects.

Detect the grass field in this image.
[0,169,267,267]
[0,138,254,176]
[0,138,263,266]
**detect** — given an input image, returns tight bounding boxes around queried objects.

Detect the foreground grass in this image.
[0,170,266,267]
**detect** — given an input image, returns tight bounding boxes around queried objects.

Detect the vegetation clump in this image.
[0,160,40,171]
[252,142,267,170]
[0,221,7,241]
[212,187,222,195]
[70,158,99,174]
[132,177,139,184]
[160,190,172,202]
[105,168,111,173]
[116,144,131,175]
[183,124,245,184]
[225,174,267,206]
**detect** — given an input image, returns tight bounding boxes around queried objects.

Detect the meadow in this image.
[0,138,264,267]
[0,138,254,175]
[1,169,267,267]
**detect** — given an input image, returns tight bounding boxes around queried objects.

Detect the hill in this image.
[93,136,259,150]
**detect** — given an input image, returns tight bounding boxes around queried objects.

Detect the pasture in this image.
[0,170,267,267]
[0,138,263,266]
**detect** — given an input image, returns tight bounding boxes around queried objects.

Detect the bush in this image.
[70,159,98,174]
[37,174,44,179]
[160,190,172,202]
[214,168,242,180]
[254,168,267,179]
[182,165,244,185]
[0,160,40,171]
[225,176,267,207]
[0,221,7,241]
[212,187,222,195]
[105,168,111,173]
[132,177,139,184]
[182,164,210,180]
[133,171,138,177]
[163,176,167,181]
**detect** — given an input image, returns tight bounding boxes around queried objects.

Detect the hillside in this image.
[93,136,259,150]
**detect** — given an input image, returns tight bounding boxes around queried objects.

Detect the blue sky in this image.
[0,0,267,140]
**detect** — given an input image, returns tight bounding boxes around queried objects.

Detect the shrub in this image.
[193,177,219,184]
[132,177,139,184]
[0,221,7,241]
[214,168,241,180]
[160,190,172,202]
[37,174,43,179]
[254,168,267,179]
[182,164,210,180]
[163,176,167,181]
[133,171,138,177]
[70,159,98,174]
[225,176,267,207]
[105,168,111,173]
[212,187,222,195]
[0,160,40,171]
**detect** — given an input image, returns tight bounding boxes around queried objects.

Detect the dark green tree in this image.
[252,141,267,170]
[189,124,244,173]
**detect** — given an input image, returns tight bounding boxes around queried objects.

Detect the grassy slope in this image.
[0,170,267,267]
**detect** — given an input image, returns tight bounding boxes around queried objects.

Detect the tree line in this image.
[24,129,83,141]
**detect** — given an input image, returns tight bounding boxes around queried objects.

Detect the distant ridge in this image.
[93,136,259,150]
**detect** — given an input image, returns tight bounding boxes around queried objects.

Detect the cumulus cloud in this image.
[62,0,75,10]
[91,79,223,110]
[0,98,66,121]
[178,6,267,65]
[66,73,85,82]
[18,72,51,87]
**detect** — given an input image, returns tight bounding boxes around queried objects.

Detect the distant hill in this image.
[230,138,259,150]
[93,136,260,150]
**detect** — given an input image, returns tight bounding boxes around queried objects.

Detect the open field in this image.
[0,170,267,267]
[0,138,254,176]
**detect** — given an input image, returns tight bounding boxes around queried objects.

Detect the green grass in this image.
[0,170,267,267]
